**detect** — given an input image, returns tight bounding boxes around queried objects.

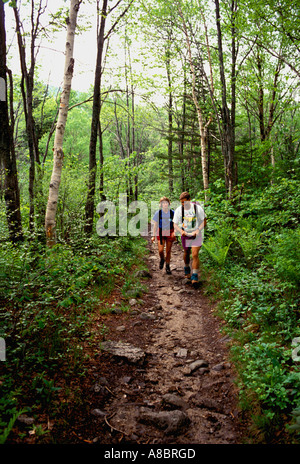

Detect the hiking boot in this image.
[159,257,165,269]
[166,264,172,275]
[191,273,199,285]
[184,266,191,278]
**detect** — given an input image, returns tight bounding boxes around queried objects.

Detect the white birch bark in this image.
[177,2,210,201]
[45,0,81,246]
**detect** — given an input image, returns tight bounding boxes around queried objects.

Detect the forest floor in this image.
[52,234,250,446]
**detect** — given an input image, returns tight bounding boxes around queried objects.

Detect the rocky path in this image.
[79,238,246,445]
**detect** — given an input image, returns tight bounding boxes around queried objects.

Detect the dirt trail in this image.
[76,237,246,445]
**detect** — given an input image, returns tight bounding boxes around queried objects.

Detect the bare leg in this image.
[157,240,165,269]
[165,240,172,264]
[191,246,201,284]
[183,248,191,266]
[165,240,173,274]
[158,242,165,260]
[191,246,201,270]
[183,247,191,277]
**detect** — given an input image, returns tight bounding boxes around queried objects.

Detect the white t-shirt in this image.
[173,202,206,238]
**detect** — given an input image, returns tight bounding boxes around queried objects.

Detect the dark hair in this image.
[159,196,170,204]
[179,191,190,201]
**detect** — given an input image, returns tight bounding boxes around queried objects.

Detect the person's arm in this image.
[190,206,207,237]
[173,208,187,237]
[151,220,158,242]
[193,217,207,236]
[174,222,188,236]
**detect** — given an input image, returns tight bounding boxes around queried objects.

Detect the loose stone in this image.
[183,359,209,376]
[101,341,146,364]
[91,409,106,417]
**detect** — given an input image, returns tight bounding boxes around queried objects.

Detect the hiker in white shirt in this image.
[173,191,207,285]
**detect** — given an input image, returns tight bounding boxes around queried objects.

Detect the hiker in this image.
[173,191,207,285]
[151,197,176,275]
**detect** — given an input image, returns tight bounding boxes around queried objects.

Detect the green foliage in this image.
[0,409,27,445]
[268,228,300,287]
[238,179,300,232]
[232,342,292,410]
[235,227,262,261]
[122,274,148,299]
[202,220,233,266]
[202,179,300,441]
[0,234,147,442]
[1,0,299,446]
[203,239,232,267]
[288,408,300,435]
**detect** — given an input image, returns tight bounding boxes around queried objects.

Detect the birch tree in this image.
[45,0,81,246]
[176,1,210,199]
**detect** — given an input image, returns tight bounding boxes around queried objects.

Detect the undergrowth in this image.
[201,178,300,443]
[0,234,147,443]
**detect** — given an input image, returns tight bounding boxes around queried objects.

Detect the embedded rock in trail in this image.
[138,408,190,435]
[134,270,152,278]
[91,408,106,417]
[101,341,146,364]
[161,393,188,410]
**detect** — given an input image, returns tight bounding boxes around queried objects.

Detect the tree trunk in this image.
[114,97,126,158]
[177,4,209,200]
[230,0,237,190]
[256,49,282,165]
[0,1,23,243]
[214,0,235,197]
[165,38,174,195]
[257,50,265,142]
[131,89,139,201]
[124,31,134,203]
[84,0,108,234]
[13,1,43,233]
[179,74,187,192]
[98,119,105,201]
[45,0,81,246]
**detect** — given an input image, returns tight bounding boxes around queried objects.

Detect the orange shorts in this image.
[157,231,176,243]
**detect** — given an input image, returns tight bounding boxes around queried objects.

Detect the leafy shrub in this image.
[201,180,300,440]
[232,341,298,415]
[203,239,232,267]
[234,226,262,262]
[202,222,233,266]
[288,407,300,435]
[0,234,147,442]
[267,228,300,287]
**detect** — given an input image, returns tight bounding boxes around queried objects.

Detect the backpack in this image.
[159,209,174,245]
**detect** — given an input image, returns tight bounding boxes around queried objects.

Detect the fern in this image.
[203,240,232,267]
[0,409,26,444]
[235,227,261,260]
